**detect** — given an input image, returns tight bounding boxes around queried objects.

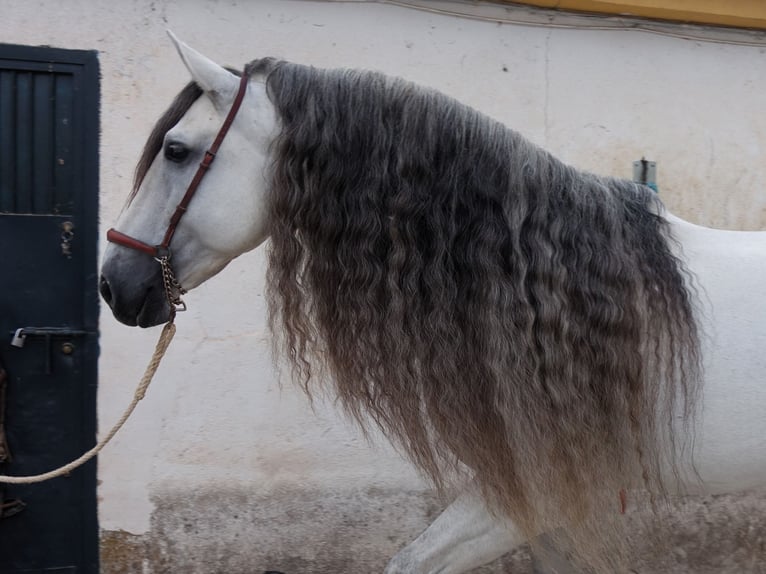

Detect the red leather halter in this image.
[107,73,249,313]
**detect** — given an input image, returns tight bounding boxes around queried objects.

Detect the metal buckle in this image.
[153,245,171,262]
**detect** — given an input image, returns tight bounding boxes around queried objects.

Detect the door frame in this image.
[0,43,100,573]
[0,43,100,334]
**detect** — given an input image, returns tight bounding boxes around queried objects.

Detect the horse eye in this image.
[164,141,190,163]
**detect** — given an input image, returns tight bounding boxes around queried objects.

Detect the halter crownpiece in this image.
[107,72,250,314]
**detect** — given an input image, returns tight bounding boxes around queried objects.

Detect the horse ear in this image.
[167,30,239,108]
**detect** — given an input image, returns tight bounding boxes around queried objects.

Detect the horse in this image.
[100,35,766,573]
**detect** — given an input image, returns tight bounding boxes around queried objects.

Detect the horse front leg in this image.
[383,487,522,574]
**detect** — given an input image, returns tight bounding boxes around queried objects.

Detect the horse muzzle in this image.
[100,255,172,328]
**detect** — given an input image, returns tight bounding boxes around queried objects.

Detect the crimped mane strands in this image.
[257,61,701,570]
[135,59,702,571]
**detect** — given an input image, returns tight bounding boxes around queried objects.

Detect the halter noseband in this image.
[107,73,250,315]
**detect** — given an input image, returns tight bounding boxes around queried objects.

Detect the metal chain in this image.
[158,256,187,314]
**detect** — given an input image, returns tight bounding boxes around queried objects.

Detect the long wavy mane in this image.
[251,59,701,569]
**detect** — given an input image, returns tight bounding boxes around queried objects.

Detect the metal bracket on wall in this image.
[633,158,658,192]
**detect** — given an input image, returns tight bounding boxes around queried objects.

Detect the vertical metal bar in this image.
[33,73,54,214]
[0,71,15,213]
[15,72,32,213]
[53,73,73,214]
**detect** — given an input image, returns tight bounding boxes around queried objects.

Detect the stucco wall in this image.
[1,1,765,572]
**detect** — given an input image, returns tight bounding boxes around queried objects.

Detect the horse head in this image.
[100,34,277,327]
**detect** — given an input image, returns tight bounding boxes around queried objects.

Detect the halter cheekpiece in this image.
[107,73,250,315]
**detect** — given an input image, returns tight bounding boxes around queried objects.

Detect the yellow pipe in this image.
[510,0,766,30]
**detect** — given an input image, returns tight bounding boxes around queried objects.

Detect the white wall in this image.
[2,1,765,571]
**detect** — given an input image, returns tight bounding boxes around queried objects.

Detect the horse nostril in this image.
[99,274,113,305]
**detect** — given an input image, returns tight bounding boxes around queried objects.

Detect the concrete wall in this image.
[1,1,765,572]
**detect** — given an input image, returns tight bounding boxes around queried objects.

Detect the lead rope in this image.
[0,273,181,484]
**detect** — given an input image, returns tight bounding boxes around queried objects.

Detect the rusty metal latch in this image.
[0,499,26,519]
[9,327,95,375]
[10,327,91,349]
[60,220,75,258]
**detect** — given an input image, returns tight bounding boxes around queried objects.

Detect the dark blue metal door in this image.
[0,44,99,574]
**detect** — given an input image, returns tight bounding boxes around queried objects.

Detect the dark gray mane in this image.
[138,58,701,570]
[259,60,701,570]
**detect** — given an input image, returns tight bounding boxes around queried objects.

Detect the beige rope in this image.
[0,320,176,484]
